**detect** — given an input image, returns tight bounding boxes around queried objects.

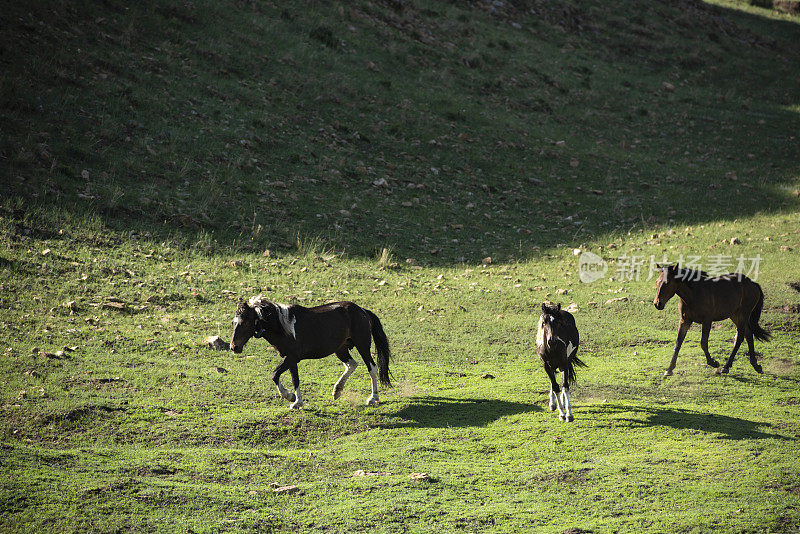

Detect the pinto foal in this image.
[536,303,587,422]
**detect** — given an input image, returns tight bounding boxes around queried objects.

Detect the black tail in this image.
[365,309,392,387]
[750,286,771,342]
[564,354,587,389]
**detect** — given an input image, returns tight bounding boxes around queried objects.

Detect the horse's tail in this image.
[564,353,587,389]
[365,309,392,387]
[749,285,771,342]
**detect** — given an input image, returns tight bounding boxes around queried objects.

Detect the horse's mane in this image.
[675,267,710,283]
[248,295,296,339]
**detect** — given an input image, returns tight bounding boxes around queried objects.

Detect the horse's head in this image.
[537,302,562,348]
[230,300,259,353]
[653,264,678,310]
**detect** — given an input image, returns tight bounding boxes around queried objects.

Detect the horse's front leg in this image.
[665,319,692,377]
[288,363,303,409]
[272,358,296,403]
[700,321,720,368]
[545,367,565,419]
[560,376,574,422]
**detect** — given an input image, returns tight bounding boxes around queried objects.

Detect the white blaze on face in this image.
[536,315,550,349]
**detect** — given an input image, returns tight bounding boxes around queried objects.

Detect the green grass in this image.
[1,0,800,532]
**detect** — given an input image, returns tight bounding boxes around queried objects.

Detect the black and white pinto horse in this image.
[536,303,587,422]
[230,297,391,409]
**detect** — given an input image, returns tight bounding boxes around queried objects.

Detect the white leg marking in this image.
[561,389,573,422]
[276,382,295,402]
[549,389,557,411]
[290,390,303,409]
[366,362,380,406]
[566,341,576,357]
[333,359,358,400]
[553,380,566,420]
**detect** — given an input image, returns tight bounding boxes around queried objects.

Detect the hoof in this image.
[549,403,557,411]
[333,388,343,400]
[366,396,379,406]
[708,359,720,368]
[566,415,574,422]
[286,393,296,403]
[559,414,566,421]
[718,366,730,375]
[290,400,303,410]
[752,364,763,374]
[663,369,673,378]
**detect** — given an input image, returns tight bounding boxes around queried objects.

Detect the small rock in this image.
[230,260,244,267]
[204,336,228,350]
[481,373,495,379]
[662,82,675,92]
[556,288,567,295]
[409,473,432,481]
[605,297,628,304]
[573,248,581,256]
[273,485,300,494]
[730,237,741,245]
[565,303,579,312]
[213,366,228,374]
[482,256,492,265]
[373,177,388,187]
[41,248,51,256]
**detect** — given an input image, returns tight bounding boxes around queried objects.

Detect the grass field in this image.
[2,0,800,532]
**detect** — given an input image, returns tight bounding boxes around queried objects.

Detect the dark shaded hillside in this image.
[1,0,798,263]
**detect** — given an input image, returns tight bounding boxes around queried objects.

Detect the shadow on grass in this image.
[385,396,541,429]
[595,404,793,441]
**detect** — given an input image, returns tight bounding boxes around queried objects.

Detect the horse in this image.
[230,297,392,409]
[653,264,770,377]
[536,302,587,422]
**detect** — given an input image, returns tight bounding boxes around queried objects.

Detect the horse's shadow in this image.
[384,396,541,429]
[589,404,793,441]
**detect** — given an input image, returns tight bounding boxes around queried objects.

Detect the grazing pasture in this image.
[1,0,799,532]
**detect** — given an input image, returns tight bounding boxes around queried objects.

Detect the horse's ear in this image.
[541,302,547,313]
[556,302,561,311]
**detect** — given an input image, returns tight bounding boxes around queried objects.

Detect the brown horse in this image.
[653,264,770,377]
[230,297,391,408]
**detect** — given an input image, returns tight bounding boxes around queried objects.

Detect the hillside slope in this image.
[2,0,798,261]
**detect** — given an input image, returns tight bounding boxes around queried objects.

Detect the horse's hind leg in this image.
[333,350,358,400]
[746,332,763,374]
[288,363,303,409]
[665,319,692,377]
[355,343,379,406]
[700,321,720,368]
[721,330,744,374]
